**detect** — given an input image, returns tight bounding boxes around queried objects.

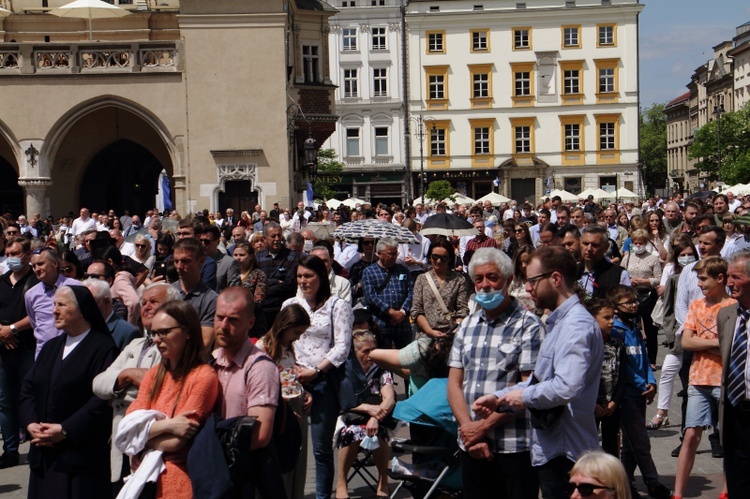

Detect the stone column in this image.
[18,179,53,217]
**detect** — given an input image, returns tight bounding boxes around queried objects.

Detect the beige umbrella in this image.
[0,7,12,18]
[477,192,511,205]
[50,0,131,41]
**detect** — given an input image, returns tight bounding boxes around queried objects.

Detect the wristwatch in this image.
[9,324,18,336]
[314,367,322,377]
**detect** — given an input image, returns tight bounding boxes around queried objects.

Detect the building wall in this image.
[405,0,644,203]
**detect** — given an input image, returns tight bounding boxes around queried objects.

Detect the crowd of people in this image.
[0,190,749,499]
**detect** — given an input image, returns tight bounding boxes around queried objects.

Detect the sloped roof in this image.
[296,0,337,12]
[665,91,690,108]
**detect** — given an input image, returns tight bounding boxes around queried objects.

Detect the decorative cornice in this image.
[210,149,263,158]
[17,178,53,188]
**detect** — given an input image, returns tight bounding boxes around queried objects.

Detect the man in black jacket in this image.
[578,225,631,301]
[256,222,299,333]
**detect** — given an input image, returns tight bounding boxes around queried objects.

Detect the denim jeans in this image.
[307,372,340,499]
[619,397,659,487]
[537,455,574,499]
[0,347,34,455]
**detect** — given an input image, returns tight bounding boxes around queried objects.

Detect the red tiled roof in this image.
[665,91,690,107]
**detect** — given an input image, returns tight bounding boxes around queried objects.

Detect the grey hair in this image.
[83,278,111,304]
[727,249,750,275]
[468,247,514,281]
[263,221,281,236]
[54,285,78,308]
[376,237,398,253]
[134,234,150,246]
[581,225,608,239]
[583,212,595,222]
[139,281,182,302]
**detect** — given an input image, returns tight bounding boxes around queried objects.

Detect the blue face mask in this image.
[475,289,505,310]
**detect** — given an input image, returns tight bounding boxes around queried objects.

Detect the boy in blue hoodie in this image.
[606,285,671,499]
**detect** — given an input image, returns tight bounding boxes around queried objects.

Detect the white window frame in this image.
[343,69,358,98]
[472,31,488,51]
[374,127,389,156]
[430,128,446,156]
[473,72,489,98]
[514,71,530,96]
[372,27,387,50]
[342,28,357,51]
[563,27,579,47]
[373,68,388,97]
[599,67,615,93]
[565,123,580,151]
[563,69,580,95]
[429,74,445,100]
[346,128,361,156]
[302,45,319,83]
[514,29,530,49]
[599,26,615,46]
[428,33,444,52]
[599,122,616,150]
[515,126,531,153]
[474,127,490,155]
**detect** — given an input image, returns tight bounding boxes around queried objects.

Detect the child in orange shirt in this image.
[673,256,735,499]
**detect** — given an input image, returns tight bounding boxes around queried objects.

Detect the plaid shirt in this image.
[449,299,544,453]
[361,262,413,337]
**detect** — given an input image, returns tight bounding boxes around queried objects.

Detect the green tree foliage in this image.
[314,148,344,200]
[425,180,455,203]
[689,101,750,185]
[640,103,667,195]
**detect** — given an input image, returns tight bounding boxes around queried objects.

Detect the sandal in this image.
[646,413,669,430]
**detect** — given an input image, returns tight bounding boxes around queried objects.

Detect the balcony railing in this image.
[0,41,181,75]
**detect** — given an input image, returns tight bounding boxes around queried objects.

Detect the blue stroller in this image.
[388,378,462,499]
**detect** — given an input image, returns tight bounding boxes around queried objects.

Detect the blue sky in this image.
[639,0,750,108]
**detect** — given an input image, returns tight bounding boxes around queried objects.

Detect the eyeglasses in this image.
[526,271,553,286]
[149,325,183,339]
[618,298,638,306]
[430,254,450,262]
[565,482,612,497]
[61,266,75,273]
[32,247,54,256]
[6,231,19,236]
[83,273,107,280]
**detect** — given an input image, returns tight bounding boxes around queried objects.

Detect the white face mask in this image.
[633,245,647,255]
[677,255,696,267]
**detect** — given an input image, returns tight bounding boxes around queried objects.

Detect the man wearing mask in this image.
[0,237,38,468]
[447,247,543,498]
[122,215,142,238]
[473,246,604,499]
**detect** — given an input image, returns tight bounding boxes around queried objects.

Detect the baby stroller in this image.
[387,378,462,499]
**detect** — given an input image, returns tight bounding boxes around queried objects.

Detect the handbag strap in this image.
[426,272,451,320]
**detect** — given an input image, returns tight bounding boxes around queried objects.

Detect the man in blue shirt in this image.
[473,246,603,499]
[361,237,413,348]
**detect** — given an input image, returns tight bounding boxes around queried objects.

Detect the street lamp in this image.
[713,100,724,186]
[407,115,435,202]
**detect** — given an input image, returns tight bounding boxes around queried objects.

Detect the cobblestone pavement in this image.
[0,340,725,498]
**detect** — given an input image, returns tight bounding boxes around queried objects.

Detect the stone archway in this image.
[0,126,23,216]
[41,97,180,217]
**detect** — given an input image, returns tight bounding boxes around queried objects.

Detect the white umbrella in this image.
[0,7,12,18]
[546,189,579,202]
[734,184,750,196]
[50,0,131,41]
[476,192,511,205]
[324,198,343,210]
[412,196,439,205]
[341,197,367,208]
[615,187,639,200]
[446,193,475,206]
[590,188,616,201]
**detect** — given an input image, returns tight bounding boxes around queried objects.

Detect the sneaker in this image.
[0,452,19,469]
[647,483,672,499]
[671,443,682,457]
[711,440,724,458]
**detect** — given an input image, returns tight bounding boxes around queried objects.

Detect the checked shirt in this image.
[449,298,544,453]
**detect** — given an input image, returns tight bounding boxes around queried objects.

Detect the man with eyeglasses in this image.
[447,247,543,499]
[577,225,630,301]
[361,237,413,348]
[256,222,299,331]
[122,214,142,238]
[92,283,180,494]
[85,260,129,321]
[0,237,37,468]
[473,246,604,499]
[199,224,241,293]
[25,248,82,357]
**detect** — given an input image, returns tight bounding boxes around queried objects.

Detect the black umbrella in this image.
[420,213,478,237]
[687,190,717,201]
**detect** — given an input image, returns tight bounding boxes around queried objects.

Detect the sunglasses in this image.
[514,228,524,233]
[565,482,612,497]
[134,243,148,248]
[200,239,214,245]
[430,254,450,262]
[61,266,75,273]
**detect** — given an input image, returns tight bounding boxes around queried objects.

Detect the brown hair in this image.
[261,303,310,364]
[148,300,206,402]
[694,255,728,280]
[606,284,637,307]
[530,246,577,288]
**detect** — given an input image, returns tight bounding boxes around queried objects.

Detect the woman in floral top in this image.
[410,238,469,338]
[282,255,353,499]
[509,245,537,313]
[257,304,311,499]
[233,242,267,337]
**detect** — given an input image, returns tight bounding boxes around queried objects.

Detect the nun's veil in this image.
[63,285,111,335]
